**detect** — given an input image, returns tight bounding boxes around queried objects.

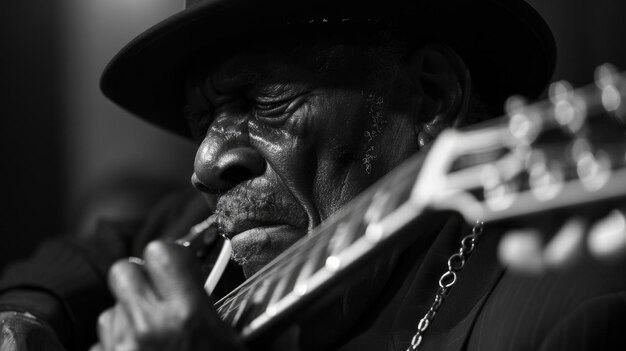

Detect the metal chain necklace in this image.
[406,221,485,351]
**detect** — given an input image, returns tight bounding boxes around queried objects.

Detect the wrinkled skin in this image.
[93,38,471,351]
[188,45,420,277]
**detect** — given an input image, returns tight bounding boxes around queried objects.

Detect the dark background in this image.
[1,0,625,268]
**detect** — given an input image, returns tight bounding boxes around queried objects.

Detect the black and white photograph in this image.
[1,0,625,350]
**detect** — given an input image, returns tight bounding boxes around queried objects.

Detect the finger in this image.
[96,308,113,351]
[108,259,154,302]
[97,304,135,351]
[143,240,205,302]
[88,343,104,351]
[498,228,546,274]
[108,259,159,327]
[109,259,152,300]
[588,209,626,262]
[543,217,586,269]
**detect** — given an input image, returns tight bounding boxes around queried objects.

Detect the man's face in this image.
[186,39,420,277]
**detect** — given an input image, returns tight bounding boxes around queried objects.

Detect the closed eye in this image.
[255,99,290,116]
[254,91,309,123]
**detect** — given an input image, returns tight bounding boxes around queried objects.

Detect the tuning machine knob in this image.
[595,63,625,123]
[527,150,565,202]
[549,80,587,134]
[569,137,612,191]
[481,164,518,211]
[506,95,542,144]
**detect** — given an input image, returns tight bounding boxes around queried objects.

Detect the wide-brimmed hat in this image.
[100,0,556,138]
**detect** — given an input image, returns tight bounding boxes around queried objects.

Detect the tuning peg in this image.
[505,95,527,113]
[481,164,517,211]
[527,150,564,202]
[505,95,541,143]
[577,149,611,191]
[595,63,619,89]
[595,63,625,122]
[549,80,587,134]
[569,137,612,191]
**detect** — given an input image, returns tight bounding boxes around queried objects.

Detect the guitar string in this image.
[215,205,360,316]
[214,211,349,315]
[214,163,420,318]
[213,179,386,311]
[214,154,423,318]
[213,179,407,318]
[216,246,315,315]
[215,194,408,319]
[212,71,626,328]
[213,173,403,315]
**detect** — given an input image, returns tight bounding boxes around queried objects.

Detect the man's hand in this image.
[498,209,626,274]
[90,240,247,351]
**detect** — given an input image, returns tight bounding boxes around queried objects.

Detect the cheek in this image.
[249,112,323,229]
[374,116,420,171]
[313,112,421,220]
[309,93,373,219]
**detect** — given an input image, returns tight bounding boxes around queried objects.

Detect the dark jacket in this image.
[1,190,625,351]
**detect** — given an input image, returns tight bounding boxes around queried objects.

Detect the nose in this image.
[192,138,266,193]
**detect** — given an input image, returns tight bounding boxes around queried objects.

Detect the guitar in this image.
[199,64,626,345]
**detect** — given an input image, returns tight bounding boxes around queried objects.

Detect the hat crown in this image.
[101,0,555,138]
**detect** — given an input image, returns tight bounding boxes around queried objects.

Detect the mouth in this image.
[218,217,292,239]
[226,223,305,276]
[210,183,310,275]
[230,224,291,241]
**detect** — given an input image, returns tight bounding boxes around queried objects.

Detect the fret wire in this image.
[215,213,348,315]
[215,194,385,313]
[219,275,272,319]
[267,256,309,309]
[229,278,274,328]
[220,256,302,319]
[327,221,352,256]
[327,213,366,256]
[295,237,328,287]
[230,293,249,327]
[215,198,381,314]
[222,292,243,324]
[215,211,348,307]
[266,275,289,310]
[221,283,263,327]
[250,276,280,317]
[215,228,333,313]
[216,292,238,320]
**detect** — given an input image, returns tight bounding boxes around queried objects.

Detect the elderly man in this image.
[1,0,625,350]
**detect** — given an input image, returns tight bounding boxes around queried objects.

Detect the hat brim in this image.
[101,0,556,138]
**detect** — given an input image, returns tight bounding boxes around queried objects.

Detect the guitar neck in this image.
[215,150,427,342]
[213,65,626,343]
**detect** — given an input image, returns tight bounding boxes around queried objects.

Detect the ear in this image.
[406,43,472,147]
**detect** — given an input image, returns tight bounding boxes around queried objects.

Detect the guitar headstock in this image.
[412,64,626,223]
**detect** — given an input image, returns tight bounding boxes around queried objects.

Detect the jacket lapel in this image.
[391,219,505,351]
